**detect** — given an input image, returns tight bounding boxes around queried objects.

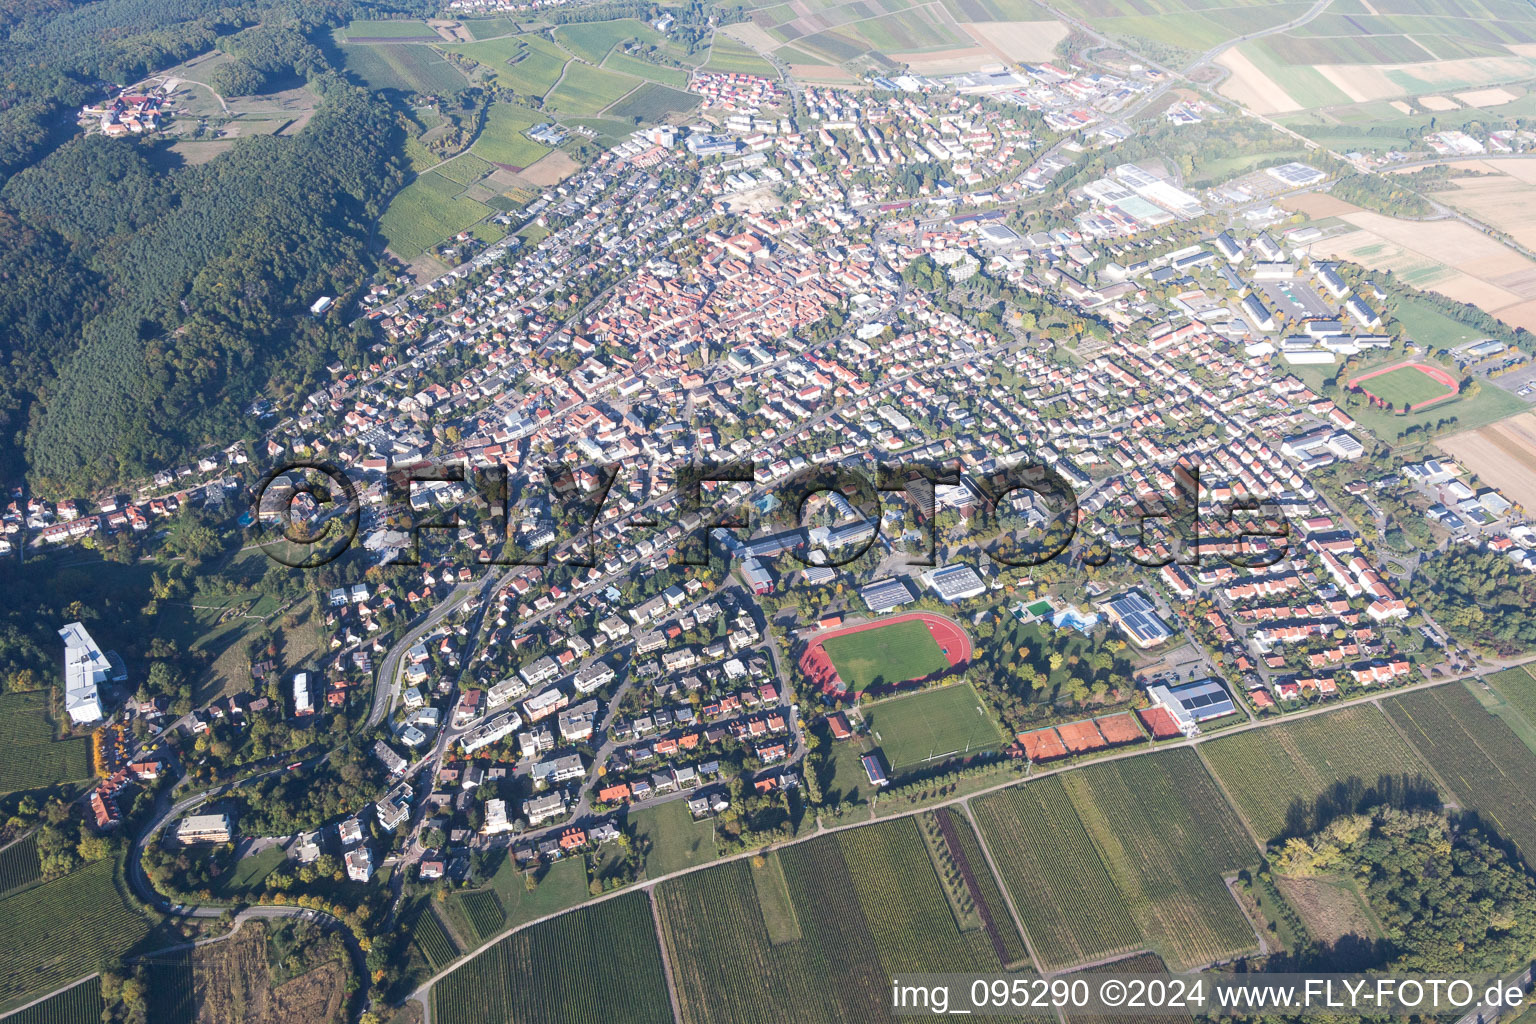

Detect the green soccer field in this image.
[821,619,950,690]
[863,683,1005,771]
[1359,365,1455,408]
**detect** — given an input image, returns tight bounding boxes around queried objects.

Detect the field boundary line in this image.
[648,888,684,1024]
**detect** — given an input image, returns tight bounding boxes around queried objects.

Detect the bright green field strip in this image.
[1061,748,1259,971]
[554,19,667,64]
[863,682,1004,771]
[343,18,436,40]
[974,778,1141,971]
[445,35,568,95]
[1231,38,1353,109]
[823,619,950,690]
[379,171,490,257]
[462,17,522,40]
[339,41,471,94]
[1199,703,1437,843]
[544,65,642,115]
[602,51,689,88]
[471,104,548,168]
[1486,666,1536,738]
[436,151,495,184]
[702,37,777,75]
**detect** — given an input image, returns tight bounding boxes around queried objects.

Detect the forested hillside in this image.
[0,0,431,489]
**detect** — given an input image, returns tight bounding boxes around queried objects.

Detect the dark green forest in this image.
[0,0,434,489]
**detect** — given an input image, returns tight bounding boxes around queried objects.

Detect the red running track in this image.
[797,612,972,697]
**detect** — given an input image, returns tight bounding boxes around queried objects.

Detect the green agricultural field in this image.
[0,858,149,1010]
[932,808,1031,967]
[336,40,471,94]
[0,692,93,797]
[1060,749,1260,971]
[862,683,1004,772]
[544,65,642,115]
[749,850,800,944]
[974,778,1141,971]
[655,825,1050,1024]
[1,977,102,1024]
[703,37,776,76]
[822,619,951,691]
[343,18,437,41]
[437,152,495,185]
[461,17,521,40]
[470,104,549,169]
[1384,682,1536,862]
[1356,365,1456,409]
[853,8,968,51]
[1199,704,1438,842]
[445,35,568,96]
[633,797,718,876]
[553,19,666,64]
[431,892,672,1024]
[608,81,699,122]
[602,52,689,89]
[378,171,490,258]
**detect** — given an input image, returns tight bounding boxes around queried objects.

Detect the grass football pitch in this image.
[821,619,950,690]
[863,683,1004,771]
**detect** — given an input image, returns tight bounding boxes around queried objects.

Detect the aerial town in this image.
[4,0,1536,1021]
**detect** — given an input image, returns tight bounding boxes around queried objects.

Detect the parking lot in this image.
[1259,278,1333,320]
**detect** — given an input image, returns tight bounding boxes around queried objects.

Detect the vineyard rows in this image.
[1384,683,1536,862]
[974,779,1141,971]
[0,977,102,1024]
[939,809,1031,967]
[0,693,93,797]
[432,891,670,1024]
[655,831,1050,1024]
[460,890,506,942]
[409,901,459,971]
[1200,704,1435,841]
[0,836,41,898]
[1061,750,1259,971]
[840,819,1003,974]
[0,858,148,1007]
